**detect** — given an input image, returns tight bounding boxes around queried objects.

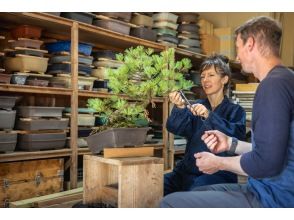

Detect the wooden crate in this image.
[0,158,64,207]
[83,155,164,208]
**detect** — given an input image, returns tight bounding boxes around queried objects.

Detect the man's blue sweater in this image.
[241,66,294,207]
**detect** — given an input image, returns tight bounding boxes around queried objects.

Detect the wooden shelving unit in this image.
[0,12,173,190]
[0,12,244,188]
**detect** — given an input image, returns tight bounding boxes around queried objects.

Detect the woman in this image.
[164,54,246,195]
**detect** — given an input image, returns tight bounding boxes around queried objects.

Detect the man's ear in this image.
[246,36,255,52]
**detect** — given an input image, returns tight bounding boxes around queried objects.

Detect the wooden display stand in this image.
[83,155,164,208]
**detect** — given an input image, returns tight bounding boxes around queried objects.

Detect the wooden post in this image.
[83,155,163,208]
[162,96,169,170]
[168,102,175,170]
[70,21,79,189]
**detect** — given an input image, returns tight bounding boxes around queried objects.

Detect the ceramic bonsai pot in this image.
[130,27,157,41]
[17,132,66,151]
[0,96,19,109]
[11,25,42,39]
[86,127,150,154]
[9,38,43,50]
[16,118,69,130]
[97,12,132,22]
[61,12,96,24]
[17,106,64,118]
[93,19,131,35]
[131,14,153,28]
[0,110,16,129]
[45,41,93,56]
[152,12,178,23]
[4,55,48,73]
[0,131,17,153]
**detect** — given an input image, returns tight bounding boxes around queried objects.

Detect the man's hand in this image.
[188,103,209,119]
[169,91,185,109]
[201,130,230,154]
[194,152,222,174]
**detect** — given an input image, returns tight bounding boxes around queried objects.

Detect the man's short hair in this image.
[235,16,282,57]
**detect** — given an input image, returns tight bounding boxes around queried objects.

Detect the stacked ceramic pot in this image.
[177,13,202,54]
[45,41,96,90]
[0,96,19,153]
[15,106,68,151]
[152,12,179,47]
[130,13,157,42]
[63,107,96,148]
[93,13,132,35]
[0,35,9,84]
[91,50,123,92]
[60,12,95,25]
[3,25,50,87]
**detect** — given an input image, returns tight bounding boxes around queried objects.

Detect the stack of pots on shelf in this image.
[130,13,157,42]
[0,35,9,84]
[45,40,96,90]
[91,50,123,92]
[93,13,132,35]
[3,25,51,86]
[0,96,20,153]
[63,107,99,148]
[152,12,179,47]
[60,12,96,25]
[177,13,202,54]
[15,106,68,151]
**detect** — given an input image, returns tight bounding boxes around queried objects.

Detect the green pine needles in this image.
[88,46,193,133]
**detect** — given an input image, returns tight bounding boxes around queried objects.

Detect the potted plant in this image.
[86,46,193,154]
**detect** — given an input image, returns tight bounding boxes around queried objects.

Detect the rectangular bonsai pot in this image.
[17,106,64,118]
[86,127,150,154]
[16,118,69,130]
[0,131,17,153]
[17,132,66,151]
[61,12,95,24]
[0,110,16,129]
[0,96,19,109]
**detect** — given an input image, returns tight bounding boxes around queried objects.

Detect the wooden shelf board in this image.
[78,90,164,103]
[0,84,72,96]
[0,148,71,163]
[0,13,72,37]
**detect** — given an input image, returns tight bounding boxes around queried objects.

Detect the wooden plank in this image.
[100,185,118,207]
[83,155,118,205]
[10,187,83,208]
[70,21,79,189]
[0,84,72,96]
[118,162,163,207]
[0,149,71,163]
[235,83,259,92]
[84,155,163,166]
[103,147,154,158]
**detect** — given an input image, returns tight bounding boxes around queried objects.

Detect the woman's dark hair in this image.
[199,54,231,91]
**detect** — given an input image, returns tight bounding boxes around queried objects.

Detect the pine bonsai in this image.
[87,46,193,134]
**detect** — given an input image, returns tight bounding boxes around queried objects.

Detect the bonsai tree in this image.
[87,46,193,134]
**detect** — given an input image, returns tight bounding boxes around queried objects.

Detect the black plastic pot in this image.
[86,127,150,154]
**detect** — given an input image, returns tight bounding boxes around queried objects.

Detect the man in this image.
[160,16,294,208]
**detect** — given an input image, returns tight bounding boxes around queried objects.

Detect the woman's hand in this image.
[188,103,209,118]
[169,91,185,109]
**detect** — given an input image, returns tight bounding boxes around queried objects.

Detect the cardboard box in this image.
[214,27,235,60]
[200,34,220,55]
